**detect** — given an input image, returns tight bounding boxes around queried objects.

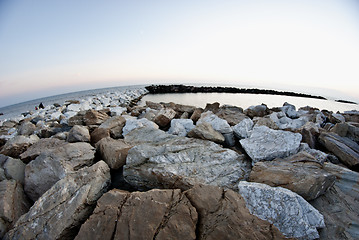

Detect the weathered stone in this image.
[67,125,90,143]
[343,111,359,123]
[244,104,268,118]
[319,132,359,168]
[216,108,248,126]
[0,180,30,239]
[0,135,39,158]
[122,117,159,136]
[24,142,95,201]
[331,122,359,144]
[187,122,225,144]
[68,111,85,126]
[281,102,299,119]
[96,137,132,169]
[232,118,254,139]
[253,117,279,130]
[75,188,197,240]
[90,127,110,144]
[330,113,346,124]
[162,102,197,115]
[204,102,220,113]
[17,121,36,136]
[190,108,203,123]
[249,156,335,200]
[124,127,251,191]
[240,126,302,164]
[154,108,176,128]
[99,115,126,139]
[2,157,26,184]
[83,109,109,125]
[145,101,163,110]
[184,184,287,240]
[269,112,308,130]
[238,181,325,239]
[168,119,195,137]
[19,138,66,163]
[5,161,110,240]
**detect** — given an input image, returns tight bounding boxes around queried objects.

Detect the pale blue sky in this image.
[1,0,359,107]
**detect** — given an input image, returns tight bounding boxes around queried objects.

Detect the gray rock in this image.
[232,118,254,139]
[122,117,159,136]
[187,122,225,144]
[67,125,90,143]
[0,135,39,158]
[331,113,345,123]
[5,161,111,240]
[215,108,247,126]
[96,137,132,169]
[244,104,268,118]
[0,180,31,239]
[281,102,299,119]
[3,157,26,184]
[17,121,36,136]
[124,127,251,191]
[19,138,66,163]
[168,119,195,137]
[240,126,302,164]
[269,112,308,130]
[99,115,126,139]
[238,181,325,239]
[24,142,95,201]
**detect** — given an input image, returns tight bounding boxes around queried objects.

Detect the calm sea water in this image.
[139,92,359,113]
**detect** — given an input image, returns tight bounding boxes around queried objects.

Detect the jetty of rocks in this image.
[0,86,358,239]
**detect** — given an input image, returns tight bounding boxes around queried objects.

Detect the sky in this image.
[0,0,359,107]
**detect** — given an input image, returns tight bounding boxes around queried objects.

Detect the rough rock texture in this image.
[24,142,95,201]
[238,181,325,239]
[281,102,299,119]
[190,108,204,123]
[187,123,225,144]
[83,109,109,125]
[98,115,126,139]
[253,117,279,130]
[232,118,254,139]
[215,108,247,126]
[310,163,359,240]
[1,157,26,184]
[244,104,268,118]
[331,122,359,143]
[5,161,111,240]
[319,132,359,168]
[124,127,251,191]
[75,188,197,240]
[0,180,31,238]
[154,108,177,128]
[96,137,132,169]
[249,156,335,200]
[122,117,159,136]
[17,121,36,136]
[67,125,90,143]
[168,119,195,137]
[184,184,288,240]
[90,127,110,144]
[0,135,39,158]
[269,112,308,130]
[240,126,302,164]
[19,138,66,163]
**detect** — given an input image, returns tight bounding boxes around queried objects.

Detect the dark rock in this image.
[189,108,203,123]
[67,125,90,143]
[244,104,269,118]
[204,102,220,113]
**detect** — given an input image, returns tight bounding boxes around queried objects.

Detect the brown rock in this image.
[17,121,36,136]
[215,108,248,126]
[90,127,110,144]
[68,111,86,126]
[204,102,220,113]
[145,101,163,110]
[0,135,39,158]
[190,108,204,123]
[20,138,66,163]
[67,125,90,143]
[99,115,126,139]
[96,137,132,169]
[154,108,176,128]
[244,104,269,118]
[83,109,109,125]
[75,188,197,240]
[254,117,279,130]
[187,123,225,144]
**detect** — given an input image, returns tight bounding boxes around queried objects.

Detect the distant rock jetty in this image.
[0,85,359,239]
[335,99,358,105]
[146,84,328,100]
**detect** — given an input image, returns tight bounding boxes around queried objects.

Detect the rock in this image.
[162,102,197,115]
[67,125,90,143]
[310,163,359,239]
[184,184,287,240]
[99,115,126,139]
[244,104,268,118]
[330,113,346,124]
[168,119,195,137]
[204,102,220,113]
[187,122,225,144]
[297,143,329,164]
[154,108,176,128]
[190,108,203,123]
[249,156,335,200]
[232,118,254,139]
[109,106,126,116]
[75,188,197,240]
[240,126,302,164]
[19,138,66,163]
[90,127,110,144]
[343,111,359,123]
[0,180,31,239]
[17,121,36,136]
[145,101,163,110]
[5,161,110,240]
[300,122,320,149]
[319,132,359,169]
[269,112,308,130]
[2,157,26,184]
[122,117,159,136]
[281,102,299,119]
[215,108,248,126]
[83,109,109,125]
[331,122,359,144]
[24,142,95,201]
[0,135,39,158]
[253,117,279,130]
[238,181,325,239]
[96,137,132,169]
[124,127,251,191]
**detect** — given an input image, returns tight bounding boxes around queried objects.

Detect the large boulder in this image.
[19,138,66,163]
[124,127,251,191]
[98,115,126,139]
[249,154,335,200]
[24,142,95,201]
[0,135,39,158]
[319,132,359,168]
[75,188,197,240]
[154,108,176,128]
[168,119,195,137]
[122,117,159,136]
[96,137,132,169]
[67,125,90,143]
[244,104,268,118]
[5,161,110,240]
[232,118,254,139]
[0,180,31,238]
[0,156,26,184]
[215,107,247,126]
[187,122,225,144]
[238,181,325,239]
[17,121,36,136]
[240,126,302,164]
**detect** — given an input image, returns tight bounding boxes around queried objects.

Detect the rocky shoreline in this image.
[0,86,359,239]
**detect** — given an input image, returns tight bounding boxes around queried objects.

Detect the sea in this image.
[1,84,358,121]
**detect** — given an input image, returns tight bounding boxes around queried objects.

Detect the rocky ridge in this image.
[0,86,358,239]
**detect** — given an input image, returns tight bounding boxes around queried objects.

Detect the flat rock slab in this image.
[124,127,251,191]
[19,138,66,163]
[240,126,302,164]
[238,181,325,240]
[5,161,110,240]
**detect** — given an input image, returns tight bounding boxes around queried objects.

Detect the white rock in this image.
[168,119,195,137]
[240,126,302,164]
[238,181,325,240]
[269,112,307,130]
[332,113,345,123]
[232,118,254,139]
[50,111,62,121]
[122,117,159,136]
